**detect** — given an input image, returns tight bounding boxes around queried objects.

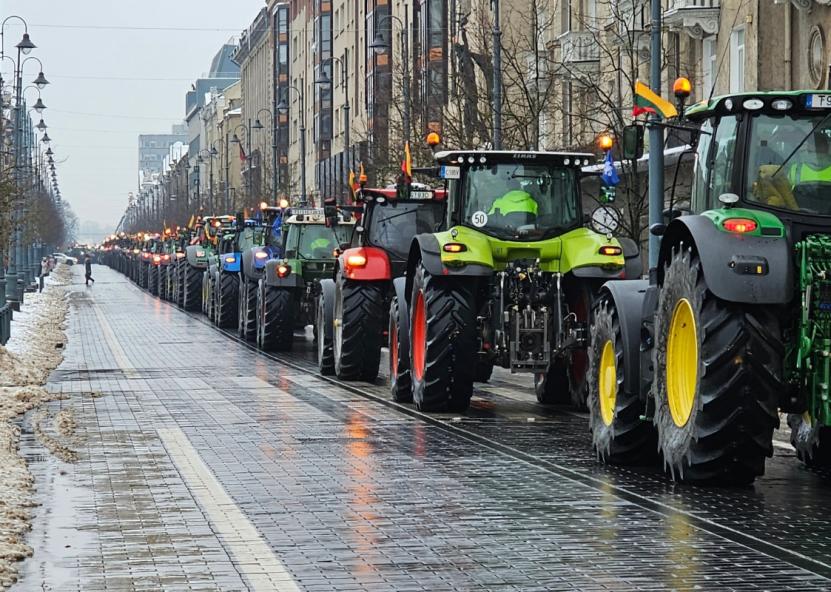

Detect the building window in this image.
[702,36,716,98]
[729,27,744,93]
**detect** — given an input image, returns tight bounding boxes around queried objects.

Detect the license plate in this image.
[807,94,831,109]
[410,190,433,200]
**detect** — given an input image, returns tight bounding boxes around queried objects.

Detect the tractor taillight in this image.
[443,243,467,253]
[277,264,291,278]
[598,245,622,256]
[152,255,161,264]
[722,218,757,234]
[346,251,367,268]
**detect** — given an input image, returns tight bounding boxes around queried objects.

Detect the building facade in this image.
[137,125,187,187]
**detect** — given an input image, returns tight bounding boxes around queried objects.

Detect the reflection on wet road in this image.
[17,266,831,591]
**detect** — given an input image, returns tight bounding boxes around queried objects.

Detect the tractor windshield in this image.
[747,112,831,215]
[367,201,444,260]
[237,227,261,251]
[461,163,580,240]
[285,224,351,260]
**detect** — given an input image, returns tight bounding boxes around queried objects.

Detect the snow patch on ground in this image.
[0,264,71,589]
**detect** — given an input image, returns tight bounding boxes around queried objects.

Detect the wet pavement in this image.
[14,265,831,591]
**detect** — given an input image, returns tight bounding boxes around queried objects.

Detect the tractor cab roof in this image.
[684,90,831,121]
[433,150,594,168]
[284,207,357,225]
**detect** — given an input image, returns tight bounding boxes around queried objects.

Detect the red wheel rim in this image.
[390,320,399,379]
[412,291,426,382]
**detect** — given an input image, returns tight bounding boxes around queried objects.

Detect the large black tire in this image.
[174,263,184,306]
[474,360,494,383]
[333,276,385,381]
[587,296,656,465]
[215,272,238,328]
[652,244,782,484]
[788,413,831,467]
[148,266,158,295]
[409,261,477,412]
[237,277,258,341]
[534,359,571,404]
[183,265,202,311]
[389,294,412,402]
[202,270,212,316]
[316,280,335,375]
[258,282,294,351]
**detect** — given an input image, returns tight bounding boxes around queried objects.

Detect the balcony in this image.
[557,30,600,75]
[607,0,651,55]
[663,0,720,39]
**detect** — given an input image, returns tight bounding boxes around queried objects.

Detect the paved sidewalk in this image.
[14,266,831,591]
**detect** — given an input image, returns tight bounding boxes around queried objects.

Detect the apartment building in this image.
[200,81,243,213]
[234,8,274,205]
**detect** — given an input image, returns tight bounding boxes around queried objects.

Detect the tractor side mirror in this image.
[622,125,644,160]
[323,199,338,228]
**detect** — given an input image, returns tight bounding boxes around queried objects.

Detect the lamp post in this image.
[492,0,502,149]
[251,108,277,204]
[1,17,39,307]
[277,84,306,205]
[315,57,350,203]
[370,9,410,146]
[231,122,252,207]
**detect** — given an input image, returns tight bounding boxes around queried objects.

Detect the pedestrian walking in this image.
[84,254,95,286]
[38,257,48,292]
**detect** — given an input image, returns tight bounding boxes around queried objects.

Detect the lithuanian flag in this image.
[401,141,412,183]
[633,80,678,120]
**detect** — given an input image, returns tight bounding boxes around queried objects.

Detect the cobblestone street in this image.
[14,265,831,591]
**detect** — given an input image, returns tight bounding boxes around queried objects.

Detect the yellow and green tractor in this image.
[394,150,641,412]
[588,89,831,484]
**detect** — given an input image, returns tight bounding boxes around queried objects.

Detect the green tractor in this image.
[588,89,831,484]
[201,216,237,324]
[256,207,354,351]
[396,150,641,412]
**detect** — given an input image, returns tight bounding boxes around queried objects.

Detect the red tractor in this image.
[317,186,446,388]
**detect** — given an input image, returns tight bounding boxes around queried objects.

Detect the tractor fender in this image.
[659,215,793,304]
[405,234,492,304]
[599,279,650,397]
[619,237,644,280]
[241,247,268,281]
[338,246,391,281]
[220,252,241,273]
[264,259,305,288]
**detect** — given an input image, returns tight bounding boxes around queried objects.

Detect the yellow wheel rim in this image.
[666,298,698,427]
[598,340,617,427]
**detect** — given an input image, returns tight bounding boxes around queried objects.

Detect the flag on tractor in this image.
[187,214,195,229]
[239,143,246,162]
[601,150,620,186]
[348,169,358,196]
[359,162,367,185]
[633,80,678,120]
[401,141,413,184]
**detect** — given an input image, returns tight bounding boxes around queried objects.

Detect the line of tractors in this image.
[103,87,831,485]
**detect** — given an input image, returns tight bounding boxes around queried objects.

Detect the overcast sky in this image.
[2,0,265,237]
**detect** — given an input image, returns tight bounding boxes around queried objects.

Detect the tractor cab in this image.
[282,208,354,274]
[680,91,831,237]
[434,150,594,244]
[351,186,446,277]
[219,218,258,273]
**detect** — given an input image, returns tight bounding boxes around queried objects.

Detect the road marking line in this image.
[93,305,140,379]
[158,426,300,592]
